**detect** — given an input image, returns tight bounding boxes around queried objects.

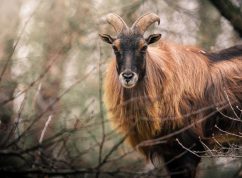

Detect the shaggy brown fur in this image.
[101,12,242,178]
[104,40,242,157]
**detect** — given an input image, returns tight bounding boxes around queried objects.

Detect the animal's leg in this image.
[163,152,201,178]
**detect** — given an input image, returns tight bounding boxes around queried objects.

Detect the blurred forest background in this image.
[0,0,241,178]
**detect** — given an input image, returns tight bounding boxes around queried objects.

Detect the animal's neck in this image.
[120,81,161,131]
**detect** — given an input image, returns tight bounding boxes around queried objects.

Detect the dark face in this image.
[100,31,161,88]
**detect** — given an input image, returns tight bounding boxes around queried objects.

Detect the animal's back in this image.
[208,45,242,103]
[201,45,242,138]
[205,44,242,61]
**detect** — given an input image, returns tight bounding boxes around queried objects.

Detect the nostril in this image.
[122,72,134,81]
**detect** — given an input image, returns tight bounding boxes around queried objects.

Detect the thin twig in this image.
[39,115,52,144]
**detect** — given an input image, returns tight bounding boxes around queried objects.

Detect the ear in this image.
[99,34,115,44]
[145,34,161,45]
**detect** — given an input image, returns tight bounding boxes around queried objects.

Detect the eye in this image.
[112,45,120,54]
[140,45,148,53]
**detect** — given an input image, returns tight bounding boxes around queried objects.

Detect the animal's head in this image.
[100,13,161,88]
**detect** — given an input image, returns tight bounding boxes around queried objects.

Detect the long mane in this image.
[104,40,242,154]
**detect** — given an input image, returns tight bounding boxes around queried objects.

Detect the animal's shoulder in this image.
[205,45,242,62]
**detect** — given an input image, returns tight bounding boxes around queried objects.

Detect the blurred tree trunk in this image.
[209,0,242,37]
[34,1,72,144]
[121,0,148,25]
[0,40,17,147]
[198,0,221,49]
[0,0,21,147]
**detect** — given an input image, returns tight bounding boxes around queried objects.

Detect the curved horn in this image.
[105,13,128,34]
[131,13,160,34]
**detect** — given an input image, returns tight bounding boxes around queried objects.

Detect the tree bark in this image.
[198,0,221,49]
[0,0,20,147]
[209,0,242,37]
